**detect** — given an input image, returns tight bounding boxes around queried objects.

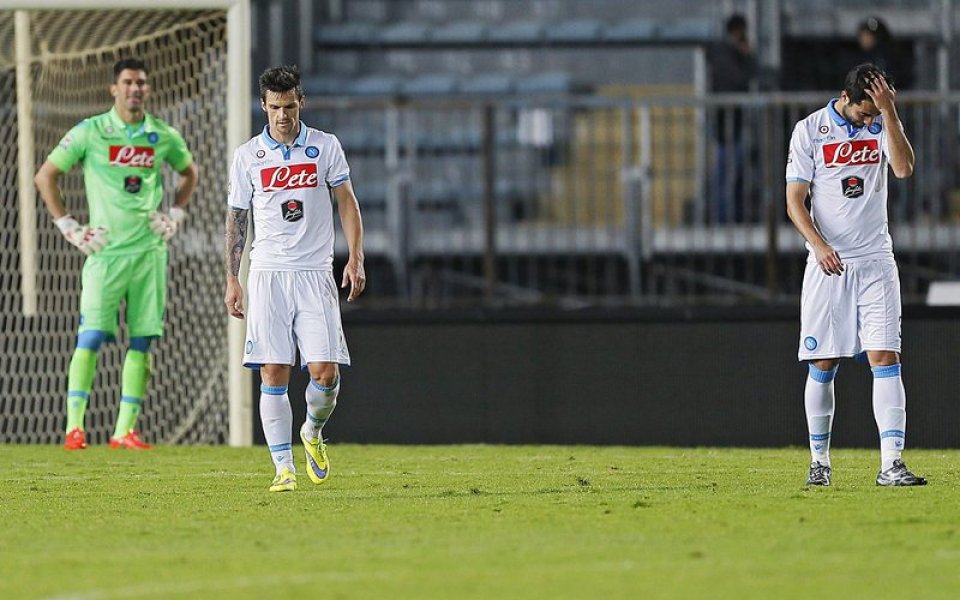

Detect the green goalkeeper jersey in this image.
[47,106,193,256]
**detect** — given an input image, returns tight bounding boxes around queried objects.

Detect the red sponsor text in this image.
[822,140,880,168]
[109,145,155,168]
[261,163,319,191]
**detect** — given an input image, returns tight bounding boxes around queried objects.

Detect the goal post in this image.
[1,0,253,446]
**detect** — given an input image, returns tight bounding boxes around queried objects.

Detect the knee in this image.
[868,351,900,368]
[76,330,108,352]
[810,359,840,373]
[307,363,339,388]
[129,336,154,353]
[260,364,290,386]
[313,373,339,389]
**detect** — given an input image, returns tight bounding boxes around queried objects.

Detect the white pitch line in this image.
[42,572,374,600]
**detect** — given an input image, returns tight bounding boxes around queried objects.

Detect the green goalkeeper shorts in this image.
[79,250,168,339]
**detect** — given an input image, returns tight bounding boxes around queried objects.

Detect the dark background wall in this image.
[254,307,960,448]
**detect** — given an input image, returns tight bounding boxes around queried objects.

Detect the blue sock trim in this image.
[872,364,901,379]
[306,413,323,424]
[268,443,292,452]
[880,429,905,439]
[76,330,108,351]
[310,378,339,392]
[809,432,831,441]
[808,364,838,383]
[120,396,142,405]
[129,336,154,352]
[67,390,90,398]
[260,384,288,395]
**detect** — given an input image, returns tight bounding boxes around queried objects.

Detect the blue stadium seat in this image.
[487,21,545,44]
[432,21,490,44]
[544,19,602,43]
[602,19,659,43]
[334,129,382,153]
[658,18,714,41]
[402,74,459,96]
[349,75,402,96]
[515,72,575,95]
[314,22,377,46]
[459,74,515,95]
[380,22,431,45]
[354,182,387,208]
[302,76,350,97]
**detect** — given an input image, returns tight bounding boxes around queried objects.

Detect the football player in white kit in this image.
[224,65,366,492]
[786,64,925,487]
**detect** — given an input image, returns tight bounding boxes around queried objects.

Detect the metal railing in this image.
[303,92,960,308]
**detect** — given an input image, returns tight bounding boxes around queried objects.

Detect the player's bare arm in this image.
[174,163,199,209]
[335,180,366,302]
[786,181,843,276]
[224,207,249,318]
[34,161,68,219]
[35,160,109,255]
[865,75,914,178]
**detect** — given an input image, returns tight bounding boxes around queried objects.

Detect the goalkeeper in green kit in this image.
[34,58,198,450]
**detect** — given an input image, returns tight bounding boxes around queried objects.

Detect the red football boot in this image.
[109,430,153,449]
[64,427,87,450]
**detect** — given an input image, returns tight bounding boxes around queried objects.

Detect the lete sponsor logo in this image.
[260,163,319,192]
[822,139,880,168]
[109,145,155,167]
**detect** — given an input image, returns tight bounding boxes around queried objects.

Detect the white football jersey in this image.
[228,123,350,271]
[786,99,893,263]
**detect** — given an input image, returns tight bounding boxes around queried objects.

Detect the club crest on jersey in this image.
[124,175,142,193]
[147,132,159,144]
[282,199,304,222]
[305,146,320,158]
[109,145,155,168]
[822,140,880,168]
[842,176,864,198]
[261,163,319,192]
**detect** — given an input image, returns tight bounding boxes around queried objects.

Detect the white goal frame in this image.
[6,0,253,446]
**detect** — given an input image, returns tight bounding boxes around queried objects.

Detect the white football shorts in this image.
[798,257,902,360]
[243,270,351,368]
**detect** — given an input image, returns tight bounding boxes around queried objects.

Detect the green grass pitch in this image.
[1,445,958,599]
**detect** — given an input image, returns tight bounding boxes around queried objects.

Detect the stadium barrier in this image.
[256,306,960,448]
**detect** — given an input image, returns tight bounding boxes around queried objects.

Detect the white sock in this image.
[805,363,837,467]
[303,377,339,441]
[872,364,906,471]
[260,384,294,474]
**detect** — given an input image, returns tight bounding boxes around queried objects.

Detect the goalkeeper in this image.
[34,58,198,450]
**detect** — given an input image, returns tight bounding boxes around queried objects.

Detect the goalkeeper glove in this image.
[54,215,108,255]
[149,206,186,242]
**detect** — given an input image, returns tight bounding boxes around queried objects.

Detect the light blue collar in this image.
[260,122,308,159]
[827,98,861,138]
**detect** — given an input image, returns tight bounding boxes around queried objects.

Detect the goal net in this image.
[0,8,242,444]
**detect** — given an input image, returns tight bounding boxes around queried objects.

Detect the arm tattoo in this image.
[224,208,249,277]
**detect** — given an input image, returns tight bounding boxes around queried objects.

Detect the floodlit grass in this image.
[0,445,957,599]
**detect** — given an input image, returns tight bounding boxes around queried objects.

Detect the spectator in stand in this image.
[708,14,758,224]
[857,17,912,90]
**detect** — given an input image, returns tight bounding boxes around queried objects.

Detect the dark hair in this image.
[725,14,747,35]
[113,58,148,80]
[259,65,303,101]
[842,63,893,105]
